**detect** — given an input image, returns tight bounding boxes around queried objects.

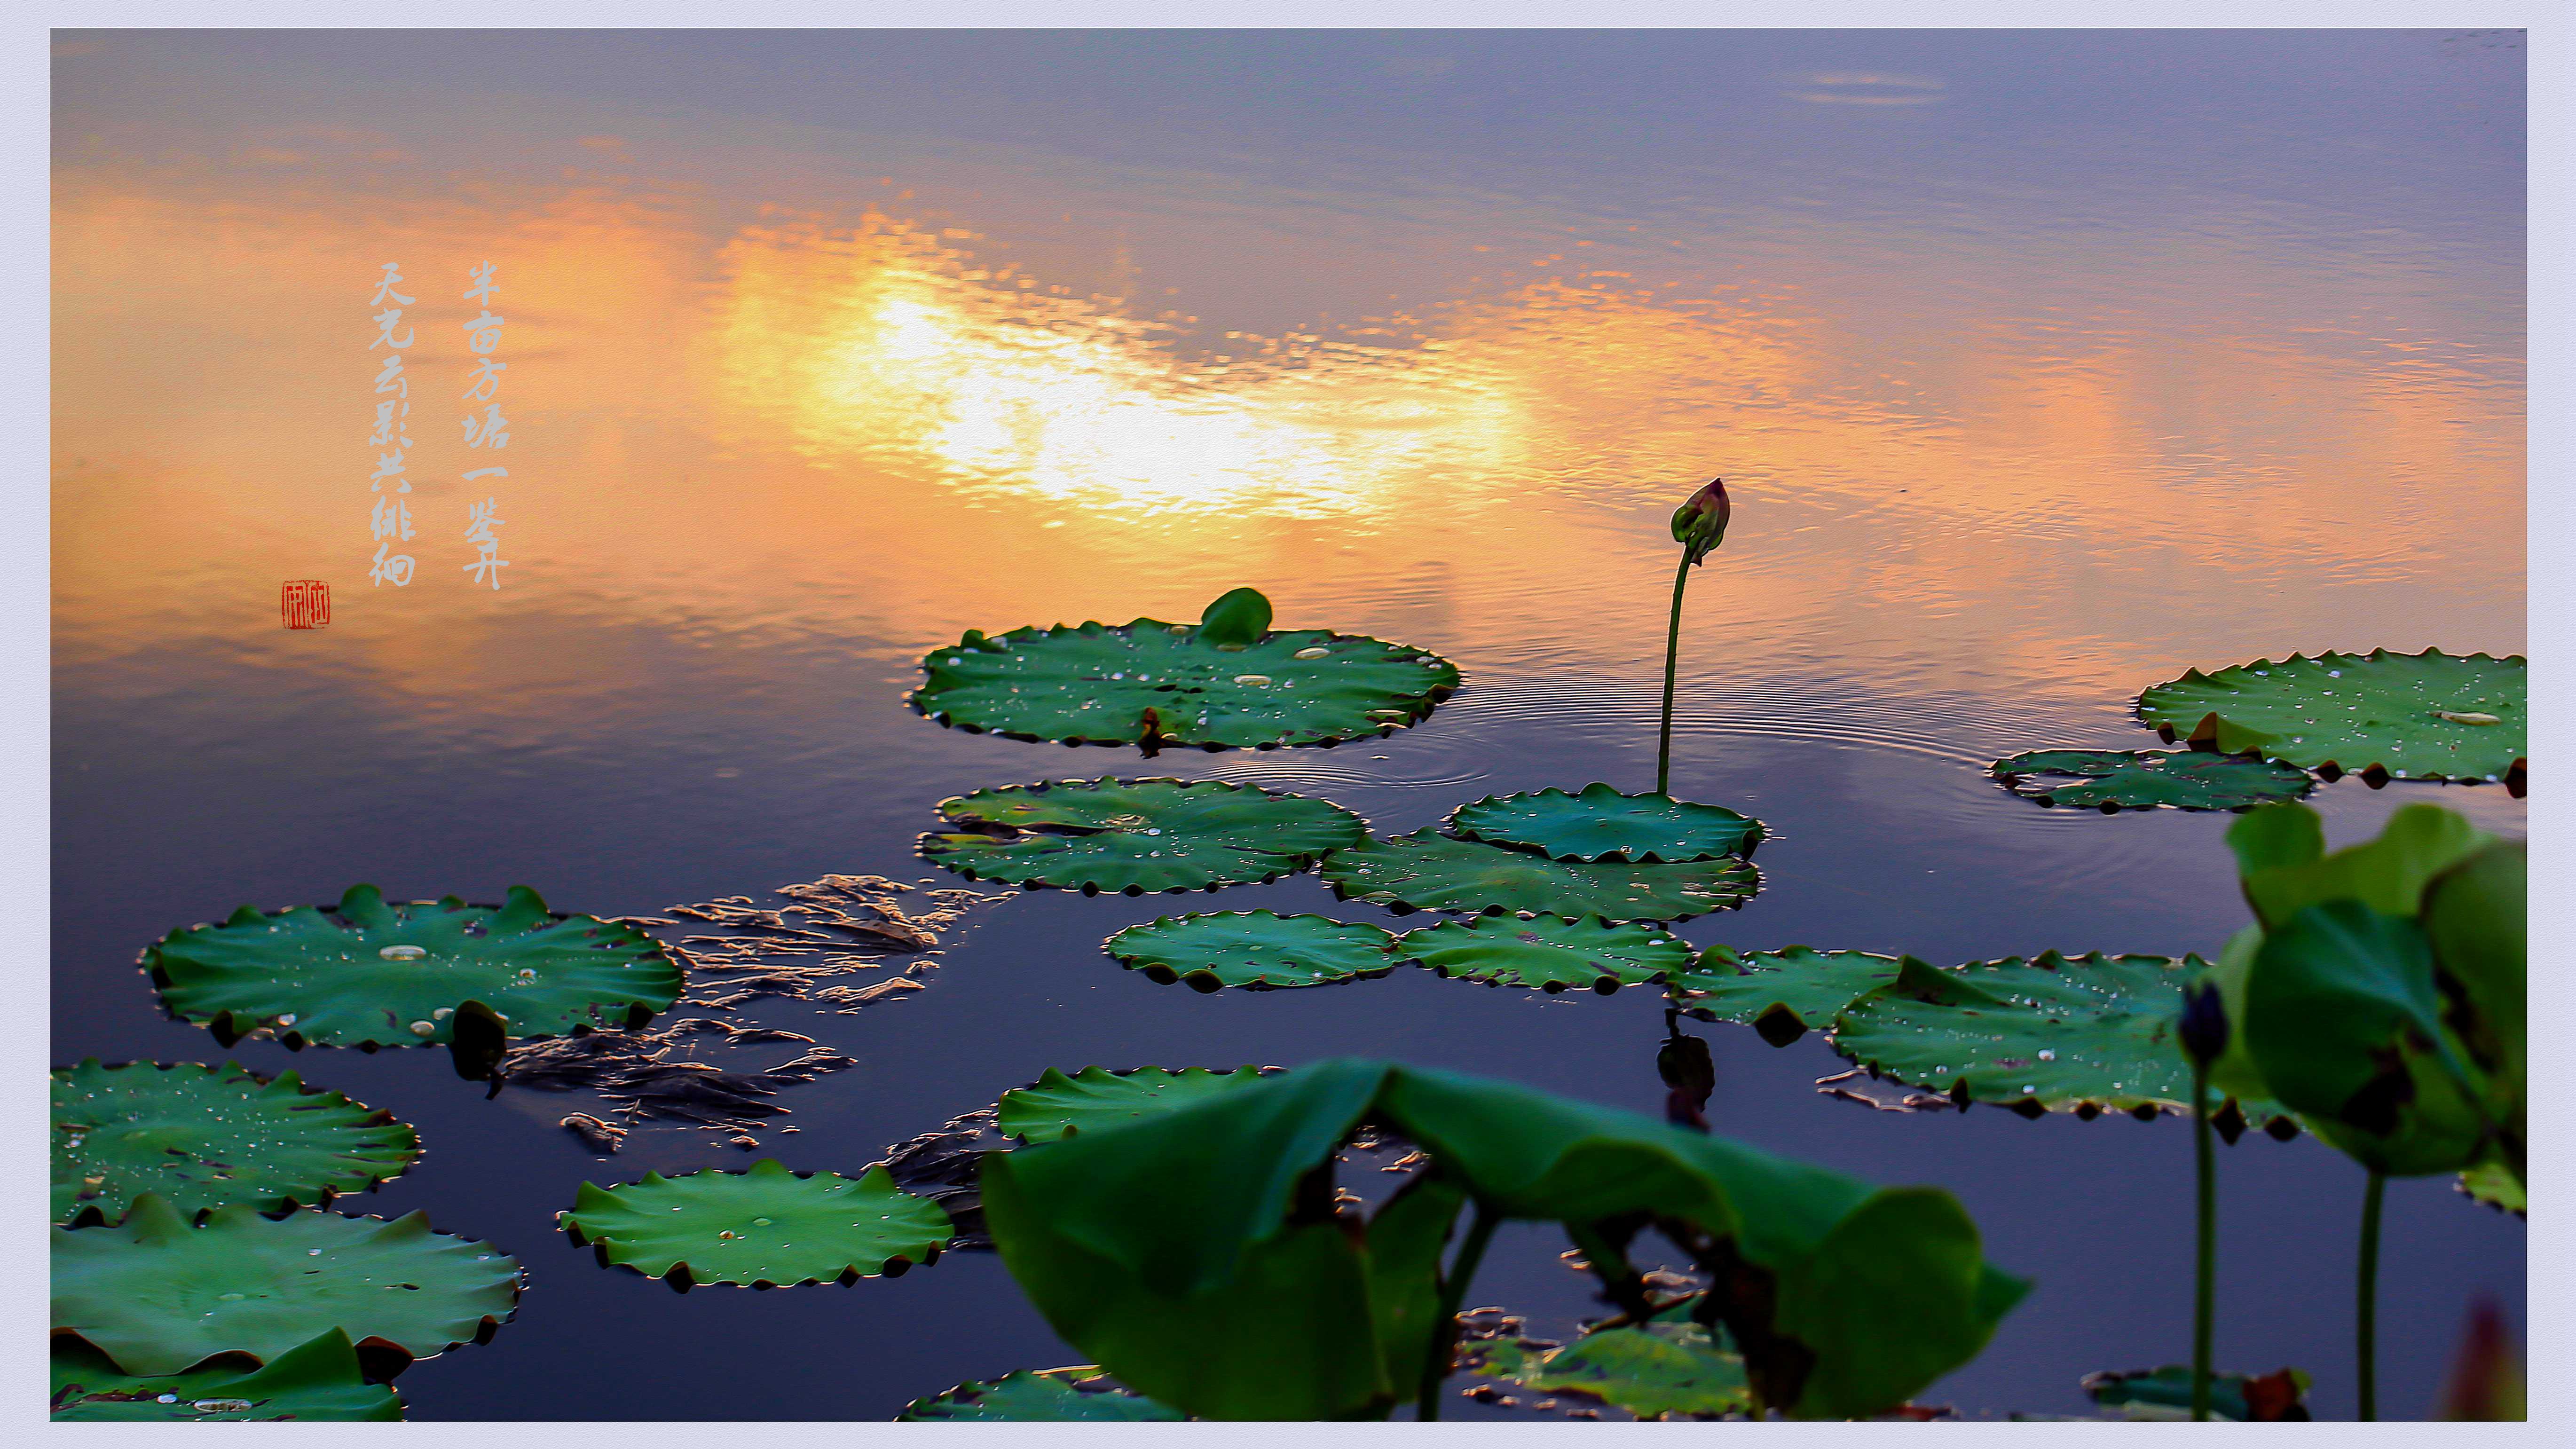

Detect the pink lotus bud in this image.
[1670,478,1730,565]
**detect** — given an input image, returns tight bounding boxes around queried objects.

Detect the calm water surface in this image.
[52,30,2524,1420]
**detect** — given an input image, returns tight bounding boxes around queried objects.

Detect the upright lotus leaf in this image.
[1364,1172,1468,1397]
[2242,902,2496,1176]
[2137,649,2525,782]
[2422,843,2527,1107]
[998,1066,1274,1143]
[986,1058,2025,1421]
[981,1059,1397,1420]
[1323,829,1759,922]
[897,1366,1186,1421]
[52,1196,520,1377]
[143,884,681,1048]
[51,1329,402,1422]
[2233,803,2493,929]
[52,1059,420,1224]
[1988,750,2312,811]
[1445,783,1765,863]
[1828,953,2287,1124]
[559,1159,950,1286]
[1103,911,1397,991]
[1668,945,1908,1046]
[1394,913,1690,994]
[920,779,1364,893]
[911,597,1462,751]
[1462,1321,1752,1419]
[2083,1363,2312,1421]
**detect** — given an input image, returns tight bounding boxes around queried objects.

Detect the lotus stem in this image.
[2192,1060,2215,1421]
[1417,1201,1501,1422]
[2358,1170,2385,1421]
[1658,554,1691,795]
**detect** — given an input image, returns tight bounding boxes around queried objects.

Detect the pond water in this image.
[52,29,2524,1420]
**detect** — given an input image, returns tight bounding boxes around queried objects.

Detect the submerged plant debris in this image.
[502,874,1005,1153]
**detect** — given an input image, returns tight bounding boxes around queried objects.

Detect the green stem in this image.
[2357,1170,2385,1421]
[1417,1202,1501,1422]
[2192,1060,2215,1421]
[1657,554,1692,795]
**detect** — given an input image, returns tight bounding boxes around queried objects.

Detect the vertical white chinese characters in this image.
[368,263,417,586]
[460,261,510,589]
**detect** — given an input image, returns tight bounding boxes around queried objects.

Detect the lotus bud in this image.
[2178,979,2229,1067]
[1670,478,1730,566]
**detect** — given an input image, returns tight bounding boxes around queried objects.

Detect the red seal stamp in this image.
[281,580,331,629]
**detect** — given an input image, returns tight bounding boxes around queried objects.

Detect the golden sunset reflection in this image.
[53,159,2523,711]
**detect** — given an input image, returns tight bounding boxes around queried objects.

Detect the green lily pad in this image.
[1322,829,1760,921]
[142,884,682,1049]
[51,1329,402,1421]
[1463,1322,1753,1419]
[898,1366,1186,1421]
[52,1196,520,1377]
[2082,1363,2312,1421]
[1989,749,2313,811]
[1668,946,1910,1045]
[2459,1158,2525,1215]
[1394,913,1690,993]
[998,1066,1273,1143]
[912,591,1461,751]
[1445,783,1764,863]
[560,1158,950,1287]
[52,1059,420,1225]
[1103,911,1398,991]
[920,778,1365,893]
[1828,953,2288,1122]
[2138,649,2525,782]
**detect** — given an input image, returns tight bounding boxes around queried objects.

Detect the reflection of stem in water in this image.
[1417,1201,1500,1422]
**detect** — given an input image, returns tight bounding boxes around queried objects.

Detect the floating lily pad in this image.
[912,591,1461,751]
[2082,1363,2312,1421]
[1989,750,2313,812]
[51,1329,402,1421]
[142,884,682,1049]
[1463,1322,1752,1419]
[1668,946,1910,1045]
[898,1366,1186,1421]
[920,779,1365,893]
[1394,913,1690,993]
[1446,784,1764,863]
[998,1066,1272,1143]
[51,1059,420,1225]
[1828,953,2288,1123]
[560,1158,951,1287]
[1104,911,1398,991]
[51,1196,520,1377]
[2138,649,2526,782]
[1322,829,1759,921]
[2458,1158,2526,1216]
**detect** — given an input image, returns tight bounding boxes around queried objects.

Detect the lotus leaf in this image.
[1828,953,2287,1123]
[52,1059,420,1224]
[51,1195,520,1376]
[912,591,1461,750]
[1462,1322,1752,1419]
[560,1159,951,1286]
[998,1066,1274,1142]
[920,778,1365,893]
[983,1057,2026,1420]
[1668,946,1909,1045]
[143,884,681,1049]
[1103,911,1399,991]
[51,1329,402,1422]
[2137,649,2525,782]
[1394,913,1689,994]
[1323,829,1759,921]
[2458,1158,2526,1215]
[1445,783,1764,863]
[897,1366,1186,1421]
[2082,1363,2312,1421]
[1988,749,2312,811]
